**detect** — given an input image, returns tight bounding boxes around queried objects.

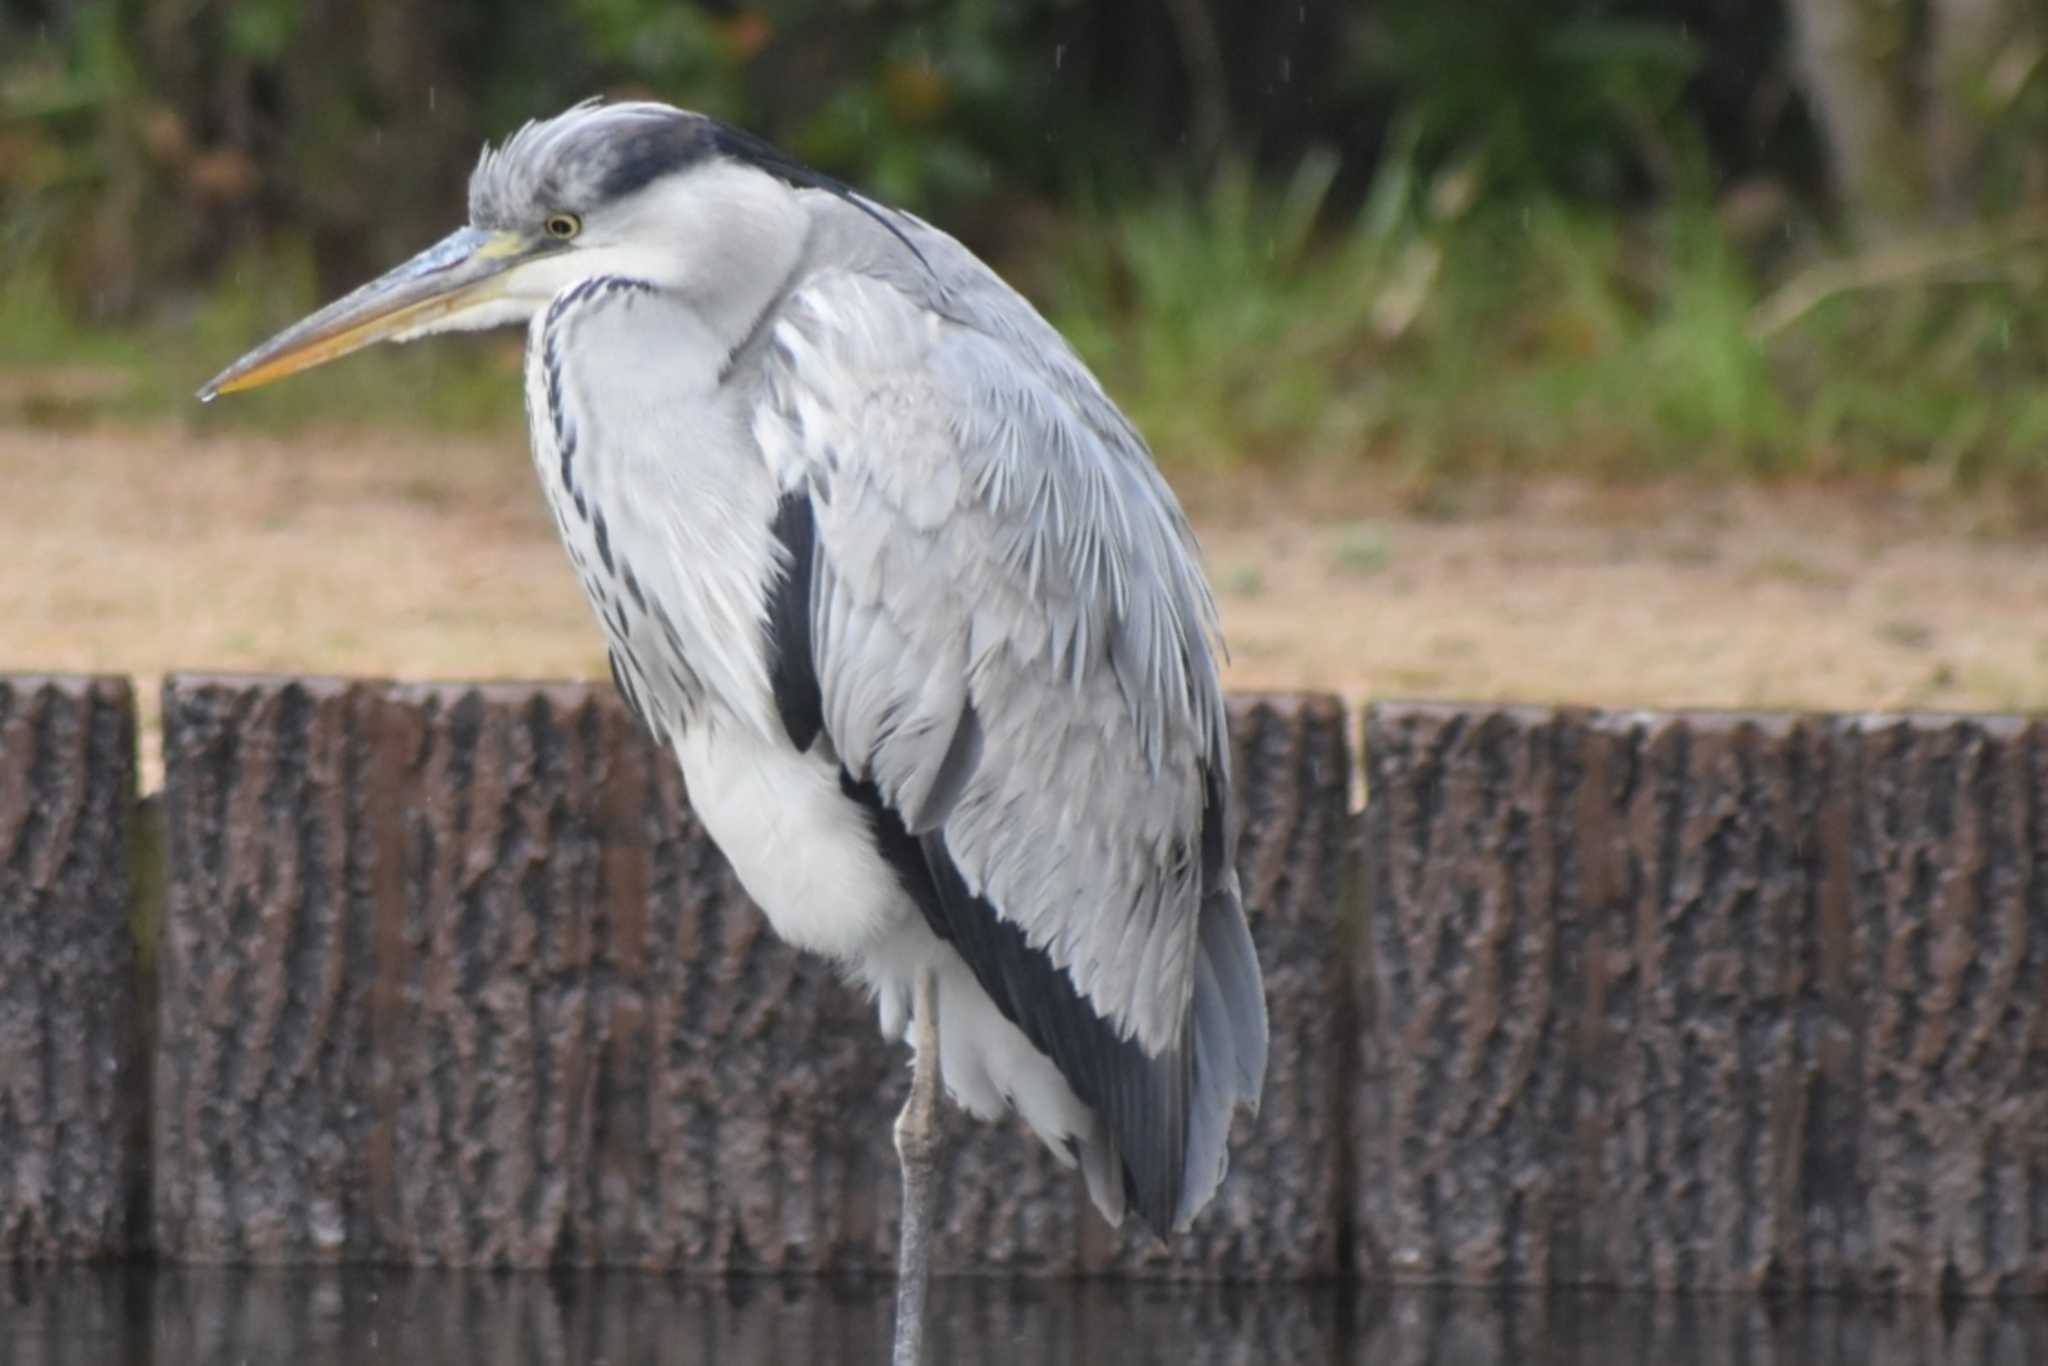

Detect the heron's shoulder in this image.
[776,199,1155,486]
[791,192,1078,357]
[769,193,1222,657]
[795,189,979,293]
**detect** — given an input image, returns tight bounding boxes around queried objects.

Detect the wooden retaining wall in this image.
[1,673,2043,1291]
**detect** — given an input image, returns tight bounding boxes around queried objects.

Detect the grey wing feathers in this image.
[753,204,1266,1233]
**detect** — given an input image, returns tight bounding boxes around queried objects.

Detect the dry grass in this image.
[5,422,2045,789]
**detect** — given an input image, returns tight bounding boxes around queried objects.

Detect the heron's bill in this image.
[197,227,529,399]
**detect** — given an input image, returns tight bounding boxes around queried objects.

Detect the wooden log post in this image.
[153,677,1352,1274]
[0,676,147,1261]
[152,675,896,1268]
[1356,702,2048,1295]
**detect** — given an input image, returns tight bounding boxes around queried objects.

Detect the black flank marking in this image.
[1199,762,1228,895]
[918,830,1187,1238]
[833,768,1187,1238]
[623,564,647,613]
[594,508,614,574]
[838,771,937,926]
[764,491,822,752]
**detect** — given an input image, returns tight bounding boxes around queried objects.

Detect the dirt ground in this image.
[4,422,2044,789]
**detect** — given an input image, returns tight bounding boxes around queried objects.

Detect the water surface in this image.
[5,1267,2043,1365]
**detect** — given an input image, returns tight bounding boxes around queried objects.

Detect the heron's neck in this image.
[621,163,814,360]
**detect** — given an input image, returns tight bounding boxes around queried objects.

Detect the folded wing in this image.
[752,241,1266,1234]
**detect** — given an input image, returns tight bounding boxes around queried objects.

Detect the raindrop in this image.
[429,86,437,114]
[1280,56,1291,83]
[1055,43,1065,70]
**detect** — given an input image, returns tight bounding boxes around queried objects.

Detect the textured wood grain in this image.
[153,676,382,1264]
[154,677,1349,1274]
[1356,702,2048,1294]
[154,675,894,1268]
[0,675,144,1261]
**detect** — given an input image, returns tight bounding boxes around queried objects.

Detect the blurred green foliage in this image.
[3,0,2048,488]
[1359,5,1704,201]
[0,0,1802,306]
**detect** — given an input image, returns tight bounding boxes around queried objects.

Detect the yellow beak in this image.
[198,227,533,399]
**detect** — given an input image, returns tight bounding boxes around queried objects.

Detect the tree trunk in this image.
[1786,0,1922,235]
[1927,0,2018,219]
[1789,0,2038,234]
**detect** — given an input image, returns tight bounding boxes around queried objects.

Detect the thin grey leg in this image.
[891,964,942,1366]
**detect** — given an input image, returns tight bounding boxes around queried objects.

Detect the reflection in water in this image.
[3,1266,2045,1366]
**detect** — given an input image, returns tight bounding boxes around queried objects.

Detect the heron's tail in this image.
[1172,873,1268,1231]
[1066,873,1264,1238]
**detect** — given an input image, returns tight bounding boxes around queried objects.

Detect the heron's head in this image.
[200,100,829,399]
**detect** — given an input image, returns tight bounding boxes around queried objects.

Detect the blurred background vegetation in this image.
[4,0,2048,488]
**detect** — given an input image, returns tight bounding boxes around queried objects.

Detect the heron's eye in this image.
[544,212,582,241]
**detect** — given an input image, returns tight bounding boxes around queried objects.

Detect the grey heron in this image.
[200,100,1268,1362]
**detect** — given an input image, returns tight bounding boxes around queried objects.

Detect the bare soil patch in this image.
[4,423,2042,787]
